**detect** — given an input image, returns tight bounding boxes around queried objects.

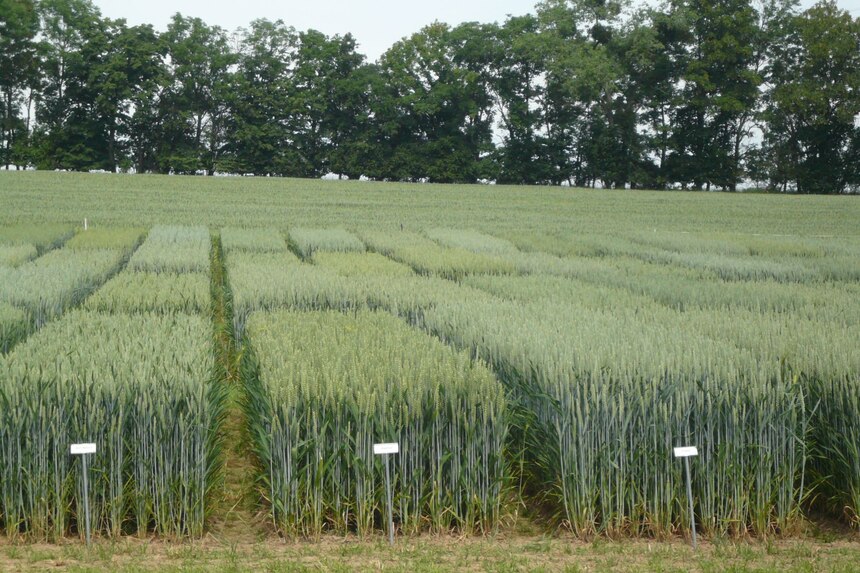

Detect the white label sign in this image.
[70,443,97,455]
[373,443,399,455]
[674,446,698,458]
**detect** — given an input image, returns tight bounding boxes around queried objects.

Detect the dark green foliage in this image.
[0,0,40,169]
[0,0,856,191]
[148,15,235,175]
[760,1,860,194]
[364,22,496,183]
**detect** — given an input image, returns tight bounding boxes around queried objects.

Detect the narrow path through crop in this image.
[208,234,264,542]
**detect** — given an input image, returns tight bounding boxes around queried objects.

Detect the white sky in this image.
[93,0,860,62]
[93,0,537,61]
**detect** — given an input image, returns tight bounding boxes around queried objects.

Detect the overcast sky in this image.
[92,0,860,62]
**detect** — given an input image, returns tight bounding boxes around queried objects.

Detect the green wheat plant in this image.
[226,252,359,338]
[127,226,210,273]
[64,228,145,252]
[359,230,515,279]
[426,228,520,256]
[228,251,490,338]
[0,310,225,539]
[0,224,74,253]
[312,252,414,277]
[242,309,507,537]
[86,272,211,314]
[0,302,28,353]
[421,293,808,537]
[678,307,860,527]
[221,227,288,253]
[625,230,751,256]
[288,228,364,258]
[0,244,38,267]
[0,248,128,326]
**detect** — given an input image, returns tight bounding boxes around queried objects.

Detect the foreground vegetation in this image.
[0,174,858,569]
[244,310,506,536]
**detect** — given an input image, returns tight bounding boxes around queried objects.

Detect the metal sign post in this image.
[373,442,399,546]
[674,446,698,549]
[71,443,97,545]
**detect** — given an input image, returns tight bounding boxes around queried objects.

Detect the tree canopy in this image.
[1,0,857,193]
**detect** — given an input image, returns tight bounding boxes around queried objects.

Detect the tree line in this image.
[1,0,859,193]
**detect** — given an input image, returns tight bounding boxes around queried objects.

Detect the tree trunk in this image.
[3,91,12,170]
[108,124,116,172]
[659,104,668,189]
[206,112,222,175]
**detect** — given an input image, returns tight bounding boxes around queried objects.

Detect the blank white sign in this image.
[70,443,97,455]
[373,443,399,455]
[674,446,698,458]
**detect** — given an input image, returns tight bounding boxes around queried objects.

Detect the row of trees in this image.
[1,0,859,192]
